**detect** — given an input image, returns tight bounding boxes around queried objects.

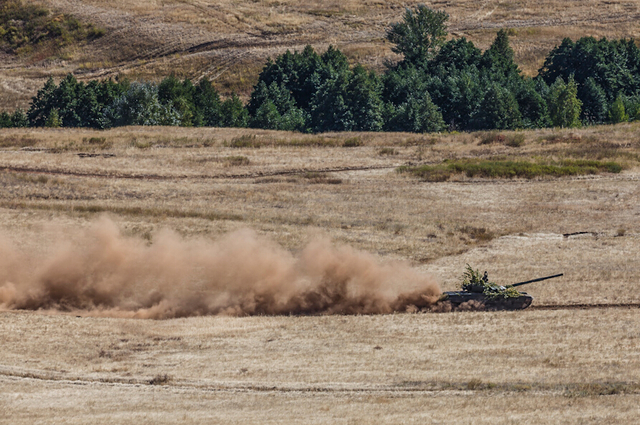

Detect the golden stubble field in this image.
[1,125,640,423]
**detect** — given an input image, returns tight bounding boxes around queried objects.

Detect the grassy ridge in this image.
[0,0,104,55]
[398,159,623,181]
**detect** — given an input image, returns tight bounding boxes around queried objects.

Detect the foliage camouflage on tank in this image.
[441,264,563,311]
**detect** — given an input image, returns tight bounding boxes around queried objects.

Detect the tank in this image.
[441,266,563,311]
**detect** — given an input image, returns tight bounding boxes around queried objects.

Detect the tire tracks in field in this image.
[450,12,640,32]
[2,163,639,183]
[0,163,396,181]
[530,303,640,311]
[2,365,639,397]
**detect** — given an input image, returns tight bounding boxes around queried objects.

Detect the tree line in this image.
[4,5,640,132]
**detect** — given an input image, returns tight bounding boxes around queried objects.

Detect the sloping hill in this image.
[2,0,640,110]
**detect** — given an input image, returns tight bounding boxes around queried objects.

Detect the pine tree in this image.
[475,84,522,130]
[579,77,608,124]
[344,65,384,132]
[220,93,249,128]
[0,111,11,128]
[28,76,57,127]
[193,78,222,127]
[10,109,28,128]
[481,29,520,83]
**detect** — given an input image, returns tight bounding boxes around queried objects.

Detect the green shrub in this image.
[342,137,362,147]
[398,158,623,181]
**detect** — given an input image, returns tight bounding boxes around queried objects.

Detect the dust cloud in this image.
[0,217,441,318]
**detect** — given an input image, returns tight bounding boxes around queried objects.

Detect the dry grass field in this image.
[1,123,640,422]
[3,1,640,421]
[3,0,640,109]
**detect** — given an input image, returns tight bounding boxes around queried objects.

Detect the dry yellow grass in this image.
[1,124,640,422]
[3,1,640,421]
[2,308,640,424]
[0,124,639,306]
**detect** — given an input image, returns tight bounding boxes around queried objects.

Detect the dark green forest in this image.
[4,5,640,133]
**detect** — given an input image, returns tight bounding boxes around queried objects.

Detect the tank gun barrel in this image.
[510,273,563,288]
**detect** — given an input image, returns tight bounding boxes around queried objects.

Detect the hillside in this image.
[2,0,640,111]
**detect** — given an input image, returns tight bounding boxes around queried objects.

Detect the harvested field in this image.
[2,308,640,424]
[1,124,640,422]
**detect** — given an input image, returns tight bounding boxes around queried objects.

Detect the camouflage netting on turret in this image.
[461,265,521,299]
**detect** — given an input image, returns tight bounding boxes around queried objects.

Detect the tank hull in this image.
[443,291,533,311]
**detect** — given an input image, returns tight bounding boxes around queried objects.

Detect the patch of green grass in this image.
[228,134,259,148]
[399,380,640,396]
[342,137,362,148]
[227,135,340,148]
[0,201,244,222]
[478,131,525,147]
[398,159,624,181]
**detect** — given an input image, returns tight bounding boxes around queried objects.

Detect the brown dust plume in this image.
[0,217,441,318]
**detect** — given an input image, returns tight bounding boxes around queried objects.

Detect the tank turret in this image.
[441,265,563,311]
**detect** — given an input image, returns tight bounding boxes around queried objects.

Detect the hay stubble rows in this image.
[1,124,640,422]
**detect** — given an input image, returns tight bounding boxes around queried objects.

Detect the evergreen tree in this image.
[382,65,429,106]
[75,80,101,128]
[429,37,482,73]
[248,81,307,131]
[475,84,522,130]
[220,93,249,128]
[11,109,28,127]
[344,65,384,132]
[481,29,520,83]
[622,95,640,121]
[104,82,180,127]
[193,77,222,127]
[384,93,445,133]
[250,100,281,130]
[515,79,549,128]
[255,45,329,112]
[579,77,608,124]
[434,68,485,130]
[0,111,11,128]
[54,74,83,127]
[310,72,353,132]
[28,76,56,127]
